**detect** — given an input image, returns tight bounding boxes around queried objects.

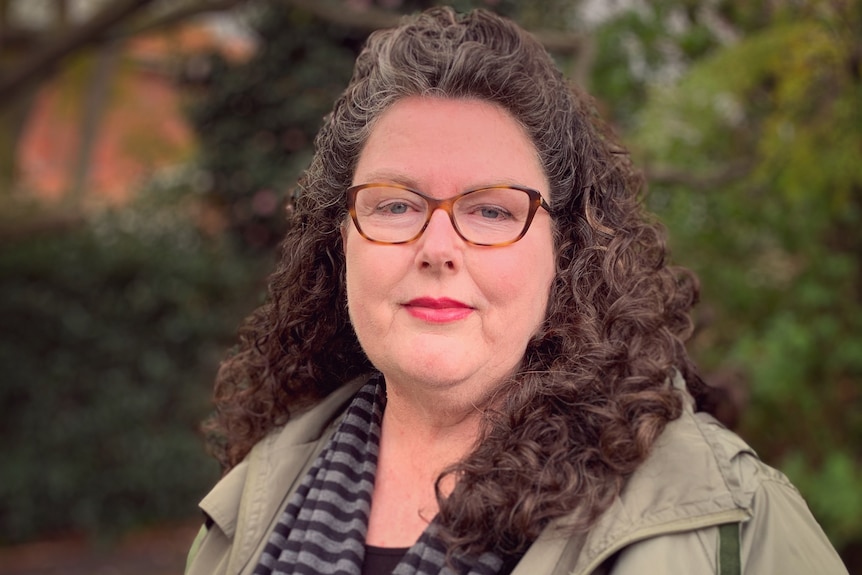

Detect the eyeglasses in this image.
[346,183,551,246]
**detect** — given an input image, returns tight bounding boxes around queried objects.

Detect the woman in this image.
[186,7,847,575]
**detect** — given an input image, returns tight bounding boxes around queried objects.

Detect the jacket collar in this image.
[199,376,370,574]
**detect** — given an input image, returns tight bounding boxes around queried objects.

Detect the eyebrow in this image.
[352,170,419,189]
[352,170,537,193]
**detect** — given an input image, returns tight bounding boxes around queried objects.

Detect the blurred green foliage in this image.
[187,2,362,250]
[0,172,265,543]
[591,0,862,554]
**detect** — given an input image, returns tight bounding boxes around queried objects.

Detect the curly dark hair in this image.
[207,6,709,560]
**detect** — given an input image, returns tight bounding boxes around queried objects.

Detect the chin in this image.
[385,363,471,389]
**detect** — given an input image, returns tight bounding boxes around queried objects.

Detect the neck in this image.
[390,380,481,426]
[365,377,490,546]
[381,380,487,476]
[378,375,504,500]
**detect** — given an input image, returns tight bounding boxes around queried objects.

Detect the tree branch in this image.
[111,0,246,39]
[645,160,754,188]
[0,0,160,106]
[0,27,41,52]
[0,0,585,111]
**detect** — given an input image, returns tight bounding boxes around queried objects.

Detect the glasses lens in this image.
[353,186,428,243]
[454,188,532,245]
[351,186,536,245]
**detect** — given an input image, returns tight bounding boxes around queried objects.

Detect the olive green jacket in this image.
[185,375,847,574]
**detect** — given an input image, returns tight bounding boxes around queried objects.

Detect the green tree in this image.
[592,0,862,559]
[186,1,366,250]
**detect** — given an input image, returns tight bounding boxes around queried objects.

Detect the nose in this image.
[416,208,463,271]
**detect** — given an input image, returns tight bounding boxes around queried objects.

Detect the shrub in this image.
[0,172,265,542]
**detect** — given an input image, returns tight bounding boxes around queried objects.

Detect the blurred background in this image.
[0,0,859,572]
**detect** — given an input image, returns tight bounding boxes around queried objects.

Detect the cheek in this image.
[345,241,383,288]
[343,238,401,321]
[478,252,553,319]
[518,254,555,324]
[344,253,378,347]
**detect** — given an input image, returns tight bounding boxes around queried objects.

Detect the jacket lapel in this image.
[197,377,369,575]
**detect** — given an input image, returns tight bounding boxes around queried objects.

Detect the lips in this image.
[403,297,474,323]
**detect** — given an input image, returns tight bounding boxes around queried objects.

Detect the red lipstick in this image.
[404,297,473,323]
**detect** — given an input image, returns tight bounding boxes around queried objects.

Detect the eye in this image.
[479,206,506,220]
[474,205,511,220]
[377,200,416,215]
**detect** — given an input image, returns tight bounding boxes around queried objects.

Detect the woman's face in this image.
[343,97,555,401]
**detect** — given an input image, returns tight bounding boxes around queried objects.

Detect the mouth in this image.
[403,297,474,323]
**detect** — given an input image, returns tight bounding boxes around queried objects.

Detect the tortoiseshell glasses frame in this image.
[346,183,551,247]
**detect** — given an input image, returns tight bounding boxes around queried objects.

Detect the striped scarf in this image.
[253,379,505,575]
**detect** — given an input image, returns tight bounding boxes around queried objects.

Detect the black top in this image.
[360,543,523,575]
[361,544,410,575]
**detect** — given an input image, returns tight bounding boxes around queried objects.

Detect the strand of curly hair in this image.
[205,6,710,562]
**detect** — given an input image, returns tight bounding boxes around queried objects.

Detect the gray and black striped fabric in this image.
[253,378,504,575]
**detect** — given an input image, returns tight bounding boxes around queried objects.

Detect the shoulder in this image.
[201,375,368,528]
[515,381,847,575]
[578,384,847,575]
[605,408,847,574]
[185,375,369,575]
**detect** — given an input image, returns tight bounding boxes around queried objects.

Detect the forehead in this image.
[353,96,548,196]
